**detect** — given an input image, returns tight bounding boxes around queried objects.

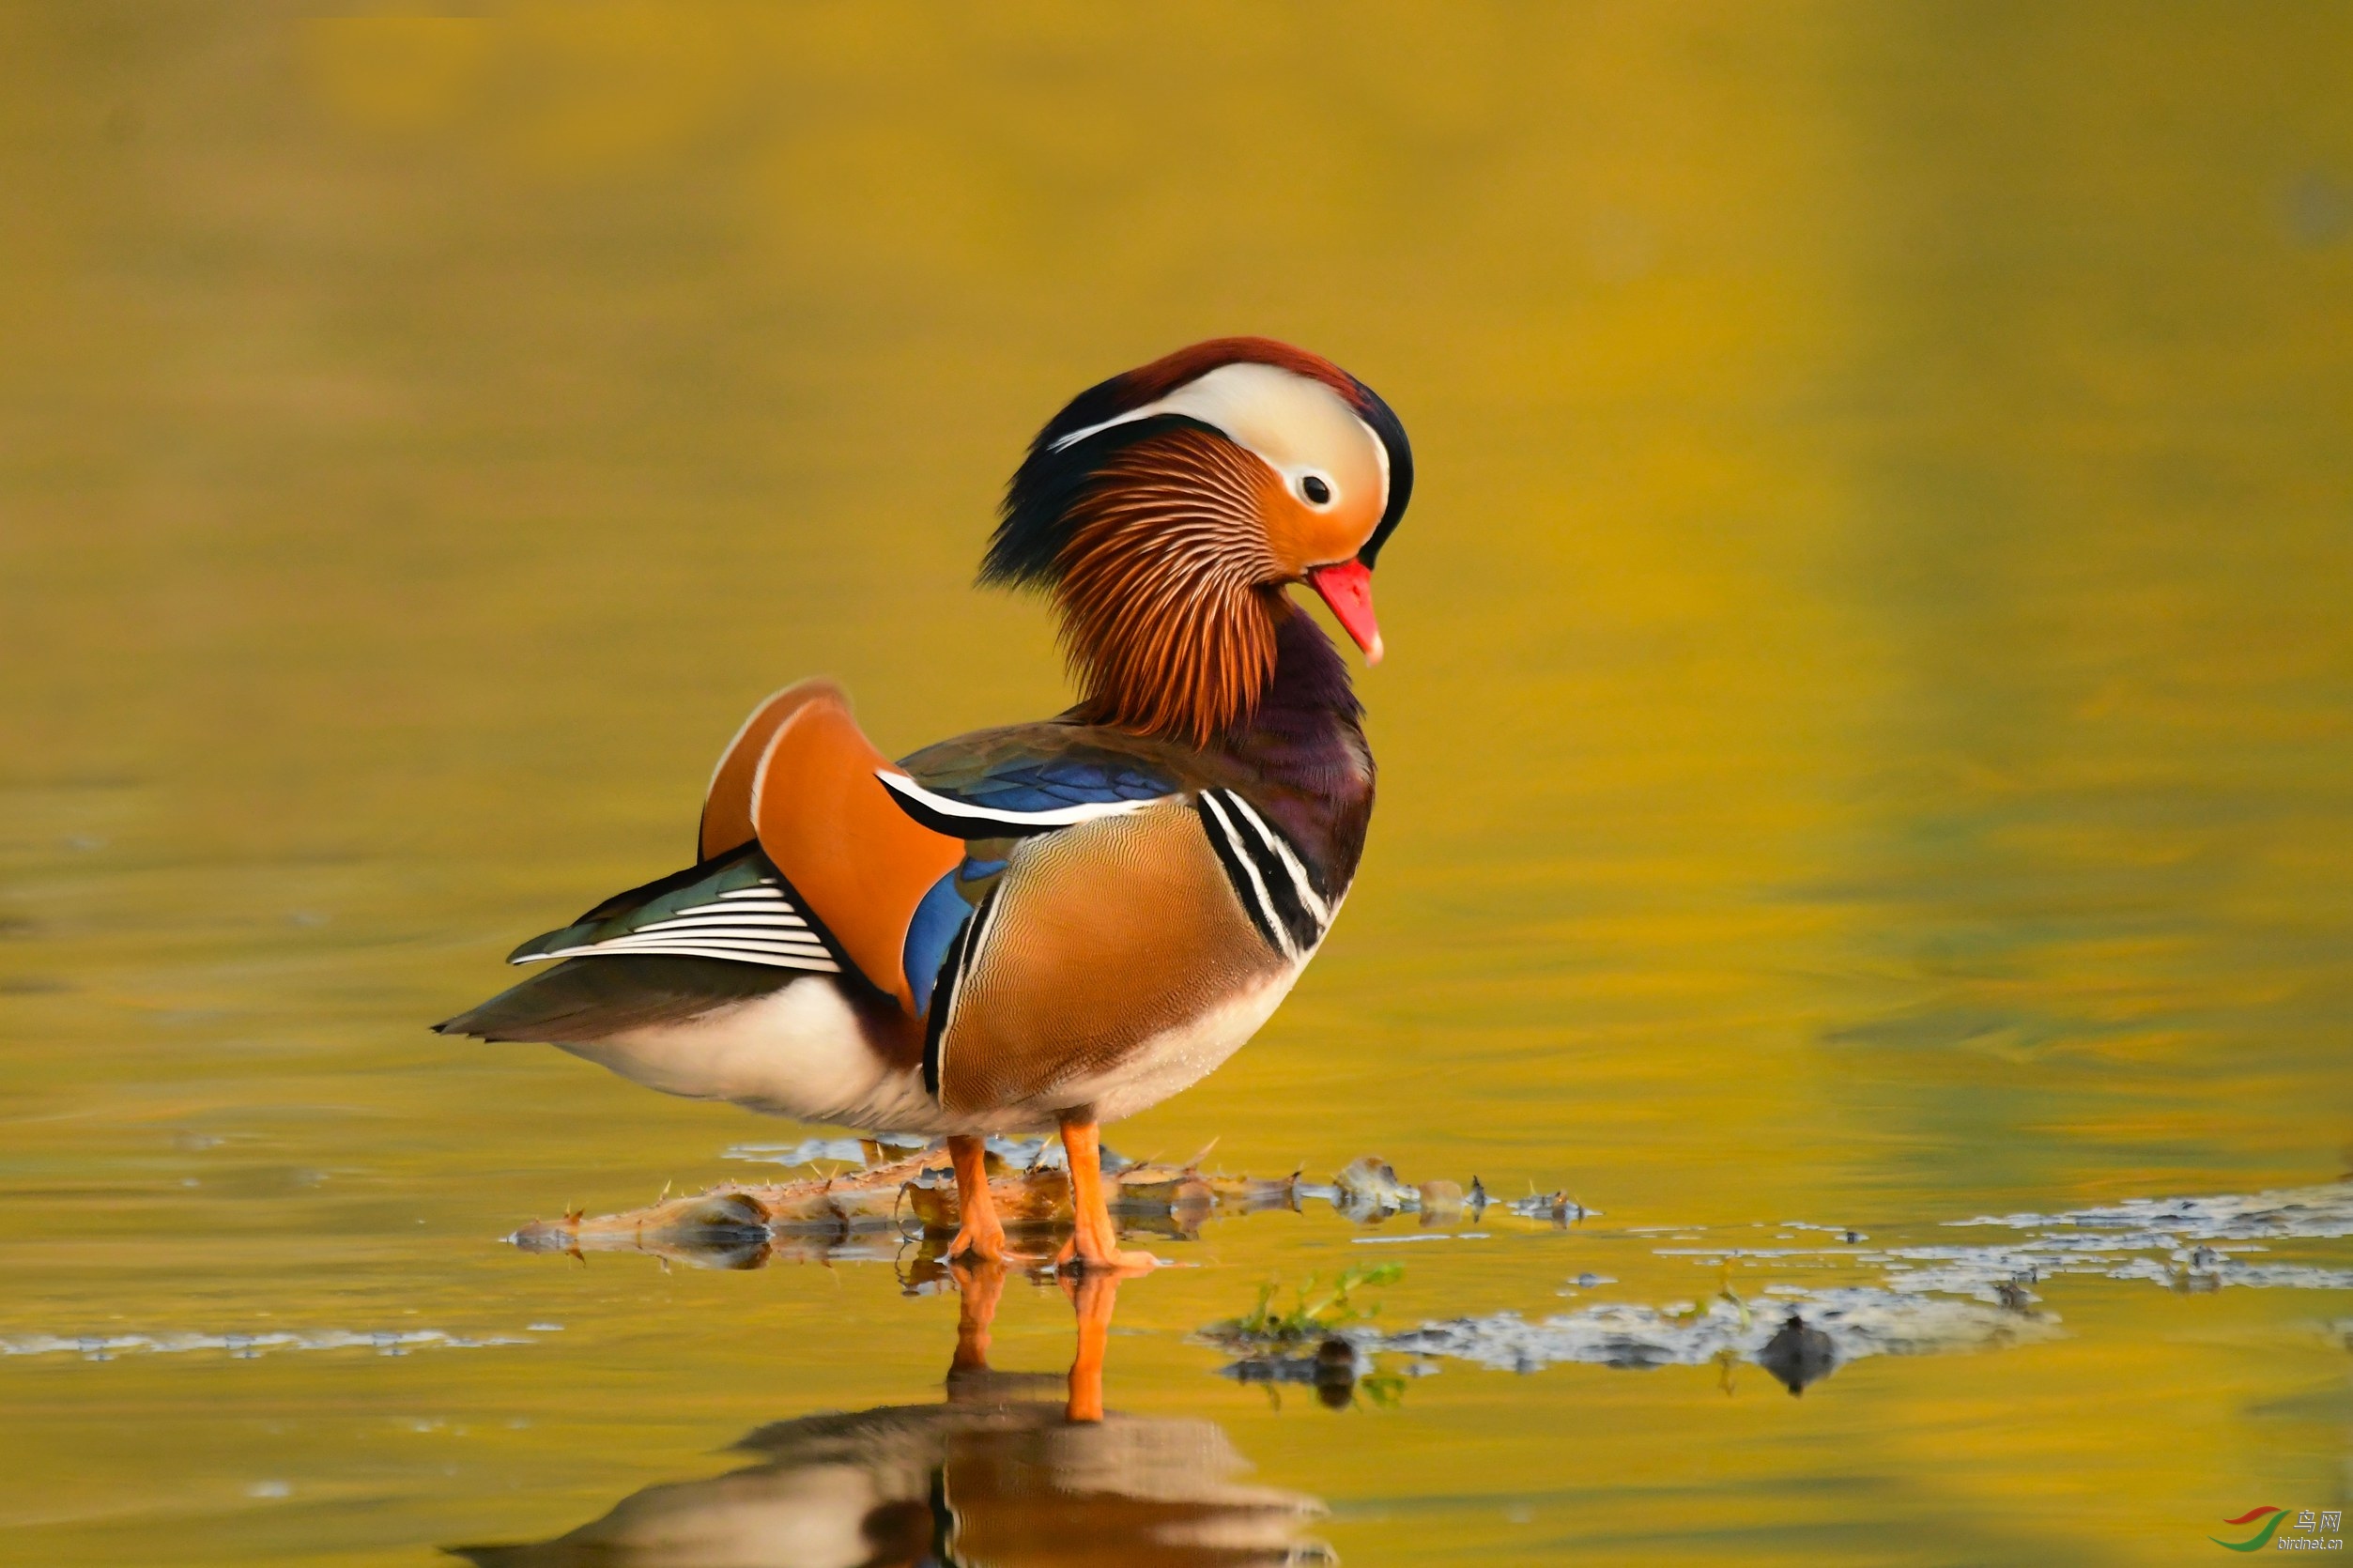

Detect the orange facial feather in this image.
[1053,427,1287,747]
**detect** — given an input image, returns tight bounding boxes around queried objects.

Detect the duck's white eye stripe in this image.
[1359,413,1391,513]
[1050,403,1175,453]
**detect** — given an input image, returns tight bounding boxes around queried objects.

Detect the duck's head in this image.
[981,337,1414,746]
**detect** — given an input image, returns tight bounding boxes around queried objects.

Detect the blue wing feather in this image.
[892,755,1178,824]
[884,728,1187,838]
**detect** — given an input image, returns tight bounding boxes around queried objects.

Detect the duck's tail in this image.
[432,956,799,1044]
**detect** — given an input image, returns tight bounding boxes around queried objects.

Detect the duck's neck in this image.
[1055,429,1283,747]
[1221,606,1376,892]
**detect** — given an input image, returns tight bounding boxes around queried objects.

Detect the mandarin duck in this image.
[438,338,1413,1272]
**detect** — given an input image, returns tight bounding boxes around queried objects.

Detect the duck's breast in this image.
[932,800,1300,1122]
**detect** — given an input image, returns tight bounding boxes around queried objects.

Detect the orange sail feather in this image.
[746,692,963,1014]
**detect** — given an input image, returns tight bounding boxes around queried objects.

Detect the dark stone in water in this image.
[1757,1314,1838,1396]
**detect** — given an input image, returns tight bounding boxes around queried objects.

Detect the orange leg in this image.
[1060,1268,1121,1422]
[1055,1115,1156,1274]
[948,1255,1005,1376]
[946,1134,1006,1263]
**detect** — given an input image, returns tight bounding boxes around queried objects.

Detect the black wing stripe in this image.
[1218,792,1332,912]
[1196,793,1291,958]
[1212,791,1324,951]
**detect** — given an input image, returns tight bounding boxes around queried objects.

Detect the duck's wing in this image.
[432,953,804,1045]
[462,694,1209,1051]
[882,725,1181,838]
[431,843,838,1044]
[875,726,1191,1021]
[698,691,1191,1018]
[896,727,1331,958]
[504,844,841,974]
[697,679,834,863]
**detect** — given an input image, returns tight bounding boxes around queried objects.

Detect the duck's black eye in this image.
[1300,475,1331,505]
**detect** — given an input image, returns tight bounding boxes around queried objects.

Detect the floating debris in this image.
[513,1148,1033,1268]
[1373,1287,2052,1381]
[492,1148,2353,1401]
[510,1147,1510,1267]
[1507,1190,1597,1225]
[722,1133,919,1168]
[1330,1155,1417,1217]
[1343,1179,2348,1393]
[1948,1185,2353,1241]
[1418,1179,1466,1224]
[1,1329,529,1360]
[1653,1181,2353,1307]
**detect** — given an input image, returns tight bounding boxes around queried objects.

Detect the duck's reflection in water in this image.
[451,1262,1333,1568]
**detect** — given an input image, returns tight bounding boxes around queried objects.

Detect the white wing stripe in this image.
[1199,792,1300,961]
[604,935,833,958]
[935,880,1008,1088]
[584,936,827,957]
[511,878,838,972]
[562,934,828,956]
[519,942,841,973]
[1217,792,1331,929]
[633,912,811,933]
[876,769,1164,832]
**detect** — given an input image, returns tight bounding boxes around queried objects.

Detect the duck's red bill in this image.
[1306,559,1383,665]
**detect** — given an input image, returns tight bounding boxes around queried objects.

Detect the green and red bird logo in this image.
[2211,1506,2289,1551]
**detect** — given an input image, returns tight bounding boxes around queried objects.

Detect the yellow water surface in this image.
[5,6,2353,1563]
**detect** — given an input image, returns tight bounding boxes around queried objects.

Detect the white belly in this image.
[555,977,937,1130]
[553,959,1304,1136]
